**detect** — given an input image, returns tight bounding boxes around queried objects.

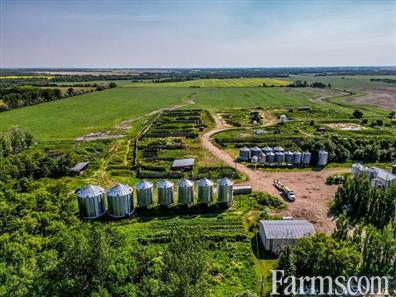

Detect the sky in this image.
[1,0,395,68]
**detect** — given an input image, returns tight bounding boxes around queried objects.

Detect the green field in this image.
[123,77,291,87]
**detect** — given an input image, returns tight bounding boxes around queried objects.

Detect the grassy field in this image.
[0,87,193,140]
[123,77,291,88]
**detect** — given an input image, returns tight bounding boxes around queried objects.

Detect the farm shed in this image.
[171,158,195,171]
[369,166,396,189]
[233,185,252,195]
[259,220,315,253]
[70,161,89,175]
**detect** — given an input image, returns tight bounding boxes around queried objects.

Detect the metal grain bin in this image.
[76,185,106,219]
[136,180,153,208]
[262,146,273,154]
[250,146,261,158]
[275,151,285,164]
[258,151,266,164]
[157,179,174,206]
[317,149,329,166]
[178,178,194,206]
[239,146,251,161]
[352,163,364,178]
[197,177,214,205]
[217,177,234,204]
[302,151,311,166]
[284,151,294,164]
[293,151,302,165]
[251,155,258,164]
[274,146,284,153]
[266,151,275,163]
[107,183,134,218]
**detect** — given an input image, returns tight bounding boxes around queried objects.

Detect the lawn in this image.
[123,77,291,88]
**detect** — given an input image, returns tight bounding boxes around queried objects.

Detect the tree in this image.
[108,82,117,88]
[67,87,74,95]
[389,111,395,119]
[352,110,363,119]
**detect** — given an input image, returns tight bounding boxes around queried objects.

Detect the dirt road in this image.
[202,114,348,234]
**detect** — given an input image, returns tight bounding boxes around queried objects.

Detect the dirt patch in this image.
[201,114,347,234]
[326,123,365,131]
[75,131,125,141]
[187,98,195,104]
[350,87,396,110]
[115,120,133,130]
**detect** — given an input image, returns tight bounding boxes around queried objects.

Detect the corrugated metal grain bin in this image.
[266,151,275,163]
[136,180,153,208]
[293,151,302,165]
[302,151,311,166]
[275,151,285,163]
[250,146,261,158]
[217,177,234,205]
[284,151,294,164]
[317,149,329,166]
[157,179,174,206]
[197,177,214,205]
[76,185,106,219]
[258,151,266,164]
[239,146,251,161]
[178,178,194,206]
[107,184,134,218]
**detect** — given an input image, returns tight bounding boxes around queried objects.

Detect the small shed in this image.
[259,220,315,253]
[171,158,195,171]
[70,161,89,175]
[233,185,252,195]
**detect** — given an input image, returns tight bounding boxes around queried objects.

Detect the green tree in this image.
[352,109,363,119]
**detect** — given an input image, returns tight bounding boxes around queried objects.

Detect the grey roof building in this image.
[70,161,89,175]
[259,220,315,253]
[171,158,195,170]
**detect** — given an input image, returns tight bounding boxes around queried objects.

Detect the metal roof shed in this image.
[259,220,315,253]
[171,158,195,171]
[70,161,89,175]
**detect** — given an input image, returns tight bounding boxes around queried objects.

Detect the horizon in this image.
[1,0,396,68]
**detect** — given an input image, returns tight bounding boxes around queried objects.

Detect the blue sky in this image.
[1,0,395,68]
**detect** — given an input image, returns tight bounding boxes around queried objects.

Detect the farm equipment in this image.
[273,179,296,202]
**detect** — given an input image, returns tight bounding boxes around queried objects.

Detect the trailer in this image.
[273,179,296,202]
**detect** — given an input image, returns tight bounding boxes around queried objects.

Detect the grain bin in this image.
[251,155,258,164]
[352,163,364,178]
[157,179,174,206]
[250,146,261,158]
[197,177,214,205]
[262,146,273,155]
[275,151,285,164]
[302,151,311,166]
[107,184,134,218]
[284,151,294,164]
[217,177,234,205]
[258,151,266,164]
[280,114,287,123]
[368,167,378,181]
[76,185,106,219]
[178,178,194,206]
[239,146,251,161]
[274,146,284,153]
[317,149,329,166]
[136,180,153,208]
[293,151,302,165]
[266,151,275,163]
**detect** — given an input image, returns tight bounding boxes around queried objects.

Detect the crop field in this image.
[123,77,291,88]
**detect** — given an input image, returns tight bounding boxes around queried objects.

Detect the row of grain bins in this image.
[76,177,234,219]
[239,146,328,167]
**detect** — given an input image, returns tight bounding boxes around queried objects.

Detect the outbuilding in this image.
[171,158,195,171]
[259,220,315,253]
[70,161,89,175]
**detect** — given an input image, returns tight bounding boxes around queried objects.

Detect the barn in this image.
[259,220,315,253]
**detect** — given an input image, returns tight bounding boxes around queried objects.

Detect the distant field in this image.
[0,75,53,79]
[123,77,291,88]
[290,74,396,89]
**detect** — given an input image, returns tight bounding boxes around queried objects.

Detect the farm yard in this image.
[1,72,395,296]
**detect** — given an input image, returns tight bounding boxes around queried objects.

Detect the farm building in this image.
[70,161,89,175]
[171,158,195,171]
[368,166,396,189]
[352,163,396,189]
[259,220,315,253]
